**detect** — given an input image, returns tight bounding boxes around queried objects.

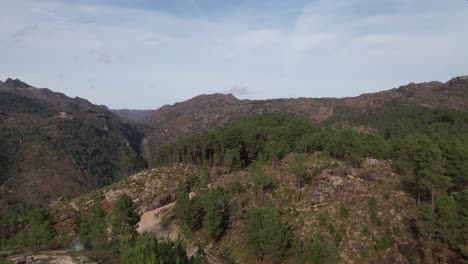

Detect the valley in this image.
[1,77,467,263]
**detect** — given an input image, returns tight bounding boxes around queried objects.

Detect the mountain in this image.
[0,78,144,208]
[2,76,467,207]
[1,76,468,263]
[111,76,468,164]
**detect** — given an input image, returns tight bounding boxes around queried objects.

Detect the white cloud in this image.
[224,84,251,96]
[0,0,467,109]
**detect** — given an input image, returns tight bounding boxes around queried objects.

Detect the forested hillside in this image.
[1,77,467,263]
[2,111,466,263]
[0,79,145,209]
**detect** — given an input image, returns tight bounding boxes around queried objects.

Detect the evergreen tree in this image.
[293,235,339,264]
[288,154,310,201]
[110,193,140,250]
[75,203,108,249]
[243,204,293,262]
[121,232,205,264]
[175,187,204,230]
[203,188,230,240]
[436,195,460,250]
[26,207,56,251]
[416,203,438,257]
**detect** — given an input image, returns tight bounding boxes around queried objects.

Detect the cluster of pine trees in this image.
[156,108,468,261]
[74,193,207,263]
[174,167,340,263]
[0,194,206,263]
[0,206,55,251]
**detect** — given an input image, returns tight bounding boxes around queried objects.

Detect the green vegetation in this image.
[110,193,141,250]
[121,232,206,264]
[339,205,349,218]
[250,162,278,193]
[293,235,339,264]
[175,187,204,231]
[23,207,56,251]
[203,188,230,240]
[368,197,382,226]
[154,114,387,169]
[2,105,468,262]
[75,203,108,249]
[374,228,394,251]
[152,109,468,260]
[243,204,294,263]
[175,184,230,240]
[318,212,328,226]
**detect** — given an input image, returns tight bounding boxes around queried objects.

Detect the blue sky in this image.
[1,0,467,109]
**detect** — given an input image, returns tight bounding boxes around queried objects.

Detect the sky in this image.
[0,0,467,109]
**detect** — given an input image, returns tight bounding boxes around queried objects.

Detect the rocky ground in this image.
[49,153,419,263]
[7,250,96,264]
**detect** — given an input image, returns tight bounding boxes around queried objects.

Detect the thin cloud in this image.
[0,0,466,109]
[224,84,251,96]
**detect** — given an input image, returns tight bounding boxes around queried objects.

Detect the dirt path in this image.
[137,202,224,264]
[8,250,96,264]
[137,202,177,239]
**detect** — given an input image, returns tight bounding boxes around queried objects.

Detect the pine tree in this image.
[243,204,293,262]
[110,193,140,250]
[416,203,438,259]
[26,207,56,251]
[203,188,230,240]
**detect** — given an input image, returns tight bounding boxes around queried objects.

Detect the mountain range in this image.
[1,76,467,208]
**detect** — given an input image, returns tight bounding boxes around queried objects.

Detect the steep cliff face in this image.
[0,79,144,206]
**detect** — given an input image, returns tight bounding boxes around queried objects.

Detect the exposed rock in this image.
[329,176,344,187]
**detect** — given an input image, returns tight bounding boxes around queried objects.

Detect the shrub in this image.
[368,197,382,225]
[227,180,245,194]
[339,205,349,218]
[294,235,339,264]
[318,212,328,226]
[374,228,394,251]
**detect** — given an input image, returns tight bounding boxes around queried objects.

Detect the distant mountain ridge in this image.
[110,76,468,163]
[1,76,467,207]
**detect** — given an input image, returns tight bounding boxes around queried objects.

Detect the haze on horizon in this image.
[0,0,467,109]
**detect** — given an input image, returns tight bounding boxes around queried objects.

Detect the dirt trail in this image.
[137,202,177,239]
[137,201,224,264]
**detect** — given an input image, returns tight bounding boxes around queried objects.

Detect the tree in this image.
[110,193,140,250]
[75,203,108,249]
[453,190,468,257]
[293,235,339,264]
[288,154,310,201]
[175,187,204,230]
[121,232,206,264]
[26,207,56,251]
[418,165,452,210]
[224,148,241,171]
[416,203,438,259]
[243,205,293,262]
[203,188,230,240]
[436,195,460,261]
[250,162,277,193]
